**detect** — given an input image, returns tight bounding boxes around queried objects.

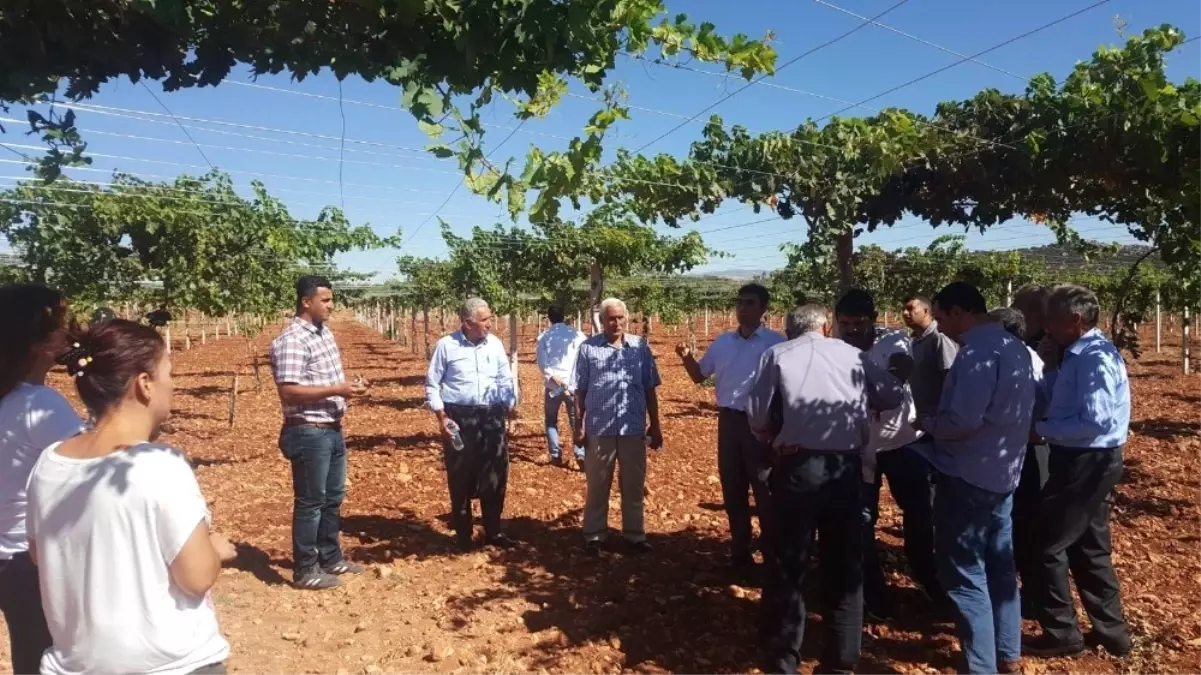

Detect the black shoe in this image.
[549,456,564,466]
[293,568,340,590]
[584,540,604,556]
[730,552,756,569]
[1085,631,1133,657]
[454,533,474,551]
[1022,634,1085,658]
[322,560,365,575]
[628,540,653,554]
[485,533,517,549]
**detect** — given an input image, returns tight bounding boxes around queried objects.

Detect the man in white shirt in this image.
[835,289,944,619]
[535,305,587,465]
[676,283,785,571]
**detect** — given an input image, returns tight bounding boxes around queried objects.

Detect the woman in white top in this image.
[26,318,236,675]
[0,284,86,675]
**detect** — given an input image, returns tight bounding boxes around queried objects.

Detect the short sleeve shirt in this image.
[28,442,230,675]
[573,334,662,437]
[697,326,786,411]
[268,317,347,424]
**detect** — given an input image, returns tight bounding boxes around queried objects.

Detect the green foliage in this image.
[0,171,394,316]
[1,0,776,218]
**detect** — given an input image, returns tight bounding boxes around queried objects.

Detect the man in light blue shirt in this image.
[1024,285,1132,659]
[535,305,587,465]
[676,283,784,571]
[425,297,516,550]
[918,282,1034,675]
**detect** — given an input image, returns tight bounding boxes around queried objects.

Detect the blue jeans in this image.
[544,389,583,460]
[934,474,1020,674]
[280,425,347,573]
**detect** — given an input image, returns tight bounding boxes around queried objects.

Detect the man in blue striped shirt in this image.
[573,297,662,555]
[1024,284,1132,659]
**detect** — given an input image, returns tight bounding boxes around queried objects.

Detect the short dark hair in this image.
[737,283,771,308]
[547,305,566,323]
[989,307,1026,340]
[59,319,167,417]
[834,288,877,319]
[0,283,71,398]
[1046,284,1100,328]
[933,282,987,315]
[296,275,332,302]
[903,295,931,308]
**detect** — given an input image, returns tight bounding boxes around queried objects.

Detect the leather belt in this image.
[284,420,341,430]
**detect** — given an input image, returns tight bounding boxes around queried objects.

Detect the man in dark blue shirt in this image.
[1024,285,1132,658]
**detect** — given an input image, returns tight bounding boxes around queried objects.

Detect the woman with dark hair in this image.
[0,283,86,674]
[26,319,235,675]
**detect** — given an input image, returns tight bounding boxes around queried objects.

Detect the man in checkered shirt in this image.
[572,297,663,556]
[269,275,368,590]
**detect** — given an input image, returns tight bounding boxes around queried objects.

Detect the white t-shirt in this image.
[0,383,85,559]
[27,441,230,675]
[862,329,923,481]
[536,323,586,391]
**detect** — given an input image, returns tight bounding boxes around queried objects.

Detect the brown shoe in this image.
[999,659,1023,674]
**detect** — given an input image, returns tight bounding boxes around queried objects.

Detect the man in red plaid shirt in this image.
[269,275,368,590]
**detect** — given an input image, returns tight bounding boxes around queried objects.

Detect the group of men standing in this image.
[266,274,1133,675]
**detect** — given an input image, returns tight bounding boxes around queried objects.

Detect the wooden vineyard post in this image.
[589,261,604,333]
[1156,288,1162,353]
[228,372,240,428]
[1183,306,1191,375]
[1006,279,1013,307]
[704,307,710,337]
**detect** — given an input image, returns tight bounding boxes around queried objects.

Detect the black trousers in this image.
[761,452,863,675]
[1013,443,1049,603]
[0,552,53,674]
[443,404,509,539]
[717,407,774,560]
[863,444,942,607]
[1035,445,1129,645]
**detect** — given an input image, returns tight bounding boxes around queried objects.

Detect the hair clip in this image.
[57,341,93,378]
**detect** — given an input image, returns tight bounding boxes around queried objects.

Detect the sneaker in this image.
[322,560,365,575]
[1022,634,1085,658]
[294,569,340,590]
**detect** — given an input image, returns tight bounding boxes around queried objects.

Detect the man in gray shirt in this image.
[747,304,905,675]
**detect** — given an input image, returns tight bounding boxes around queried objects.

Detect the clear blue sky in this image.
[1,0,1197,279]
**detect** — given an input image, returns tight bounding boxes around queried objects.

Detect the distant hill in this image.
[1011,243,1161,270]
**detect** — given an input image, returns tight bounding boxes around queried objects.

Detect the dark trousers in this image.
[0,552,53,674]
[280,425,347,573]
[717,407,774,560]
[1013,443,1049,603]
[761,452,863,674]
[863,444,941,606]
[444,404,509,540]
[1035,446,1129,645]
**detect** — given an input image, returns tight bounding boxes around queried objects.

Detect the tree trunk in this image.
[590,261,604,333]
[835,229,854,292]
[423,305,432,360]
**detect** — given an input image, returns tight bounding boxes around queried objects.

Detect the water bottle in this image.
[645,434,662,452]
[447,420,465,451]
[549,383,564,398]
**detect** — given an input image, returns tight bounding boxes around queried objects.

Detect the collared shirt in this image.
[536,322,586,391]
[909,321,959,418]
[697,325,786,410]
[425,331,516,412]
[865,328,922,454]
[746,332,905,452]
[921,322,1035,494]
[268,317,347,424]
[1035,328,1130,449]
[573,333,661,437]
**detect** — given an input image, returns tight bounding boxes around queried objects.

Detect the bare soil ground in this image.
[2,318,1198,674]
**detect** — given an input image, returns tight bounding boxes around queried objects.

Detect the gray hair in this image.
[460,297,490,322]
[1046,284,1100,328]
[599,297,627,316]
[786,304,828,338]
